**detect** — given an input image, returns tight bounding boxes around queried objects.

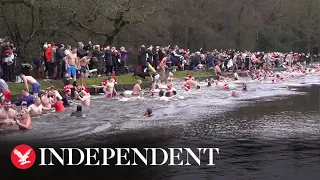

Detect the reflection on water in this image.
[1,75,320,179]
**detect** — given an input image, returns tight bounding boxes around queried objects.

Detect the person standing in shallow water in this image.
[132,80,143,97]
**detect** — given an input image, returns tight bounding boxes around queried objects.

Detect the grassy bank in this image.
[7,70,216,94]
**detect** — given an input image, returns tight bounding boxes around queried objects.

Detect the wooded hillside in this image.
[1,0,320,59]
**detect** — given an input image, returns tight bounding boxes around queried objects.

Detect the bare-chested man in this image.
[66,47,78,81]
[103,77,116,98]
[20,74,40,97]
[0,99,17,130]
[78,91,91,106]
[159,56,168,82]
[27,97,51,116]
[185,78,197,88]
[41,91,53,110]
[132,80,143,97]
[79,56,90,85]
[215,61,223,80]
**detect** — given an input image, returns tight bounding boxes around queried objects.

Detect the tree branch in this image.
[0,6,15,39]
[68,8,109,37]
[127,7,167,24]
[0,0,33,7]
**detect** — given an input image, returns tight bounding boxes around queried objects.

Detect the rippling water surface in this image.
[1,75,320,180]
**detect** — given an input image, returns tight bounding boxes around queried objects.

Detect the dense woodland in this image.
[1,0,320,60]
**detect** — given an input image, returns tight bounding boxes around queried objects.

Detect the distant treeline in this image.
[0,0,320,61]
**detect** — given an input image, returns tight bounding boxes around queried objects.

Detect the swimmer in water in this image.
[144,108,152,117]
[185,78,197,88]
[170,90,177,97]
[222,83,229,91]
[118,93,129,101]
[242,83,247,91]
[165,91,172,98]
[231,90,238,97]
[78,91,91,106]
[196,85,201,91]
[40,90,53,109]
[16,109,31,130]
[54,97,65,112]
[233,70,239,80]
[150,85,160,96]
[71,105,84,117]
[28,97,51,116]
[159,90,168,101]
[184,85,191,92]
[0,99,17,130]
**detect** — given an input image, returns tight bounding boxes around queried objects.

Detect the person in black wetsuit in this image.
[144,108,152,117]
[71,105,83,117]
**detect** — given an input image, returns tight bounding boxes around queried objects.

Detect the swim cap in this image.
[188,75,192,79]
[65,85,74,89]
[64,87,71,93]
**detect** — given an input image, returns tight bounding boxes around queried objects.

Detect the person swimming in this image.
[71,105,84,117]
[233,70,239,80]
[118,93,129,101]
[242,83,247,91]
[78,91,91,106]
[170,90,177,97]
[144,108,152,117]
[159,90,168,101]
[196,85,201,91]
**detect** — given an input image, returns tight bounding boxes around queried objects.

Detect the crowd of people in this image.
[0,37,16,82]
[1,39,320,131]
[34,41,319,87]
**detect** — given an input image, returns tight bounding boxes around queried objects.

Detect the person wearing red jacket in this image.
[45,42,55,78]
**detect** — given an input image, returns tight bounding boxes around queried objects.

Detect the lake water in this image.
[1,74,320,180]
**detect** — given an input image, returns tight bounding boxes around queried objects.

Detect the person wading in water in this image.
[78,55,90,85]
[0,99,17,130]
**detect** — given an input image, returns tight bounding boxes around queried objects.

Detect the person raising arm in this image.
[16,109,31,130]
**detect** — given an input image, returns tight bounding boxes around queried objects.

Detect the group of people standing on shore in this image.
[38,40,317,83]
[39,41,132,81]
